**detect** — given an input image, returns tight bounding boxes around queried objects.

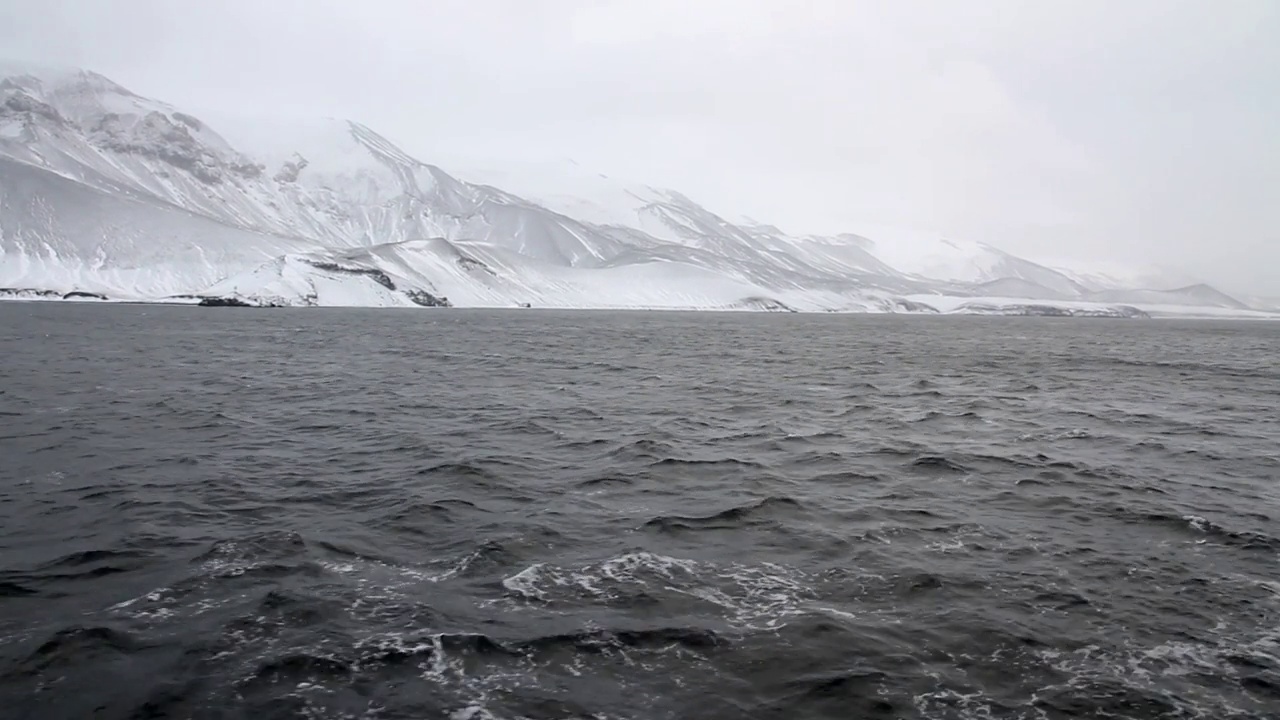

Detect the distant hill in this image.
[1085,284,1250,310]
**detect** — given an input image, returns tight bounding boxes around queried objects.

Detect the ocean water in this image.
[1,303,1278,720]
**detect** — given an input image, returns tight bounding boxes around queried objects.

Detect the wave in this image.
[377,498,482,532]
[44,548,149,568]
[498,551,818,633]
[606,438,680,462]
[1107,509,1280,551]
[909,456,973,474]
[0,580,38,597]
[1104,357,1280,382]
[193,530,308,565]
[354,631,517,667]
[642,496,804,533]
[517,626,723,654]
[250,589,342,628]
[575,474,638,489]
[786,662,893,692]
[371,624,719,665]
[0,549,154,586]
[907,410,982,424]
[11,626,144,676]
[647,456,769,469]
[415,462,505,482]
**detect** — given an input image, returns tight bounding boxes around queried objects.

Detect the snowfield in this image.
[0,63,1272,319]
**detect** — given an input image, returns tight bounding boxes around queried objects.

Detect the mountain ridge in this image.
[0,64,1262,316]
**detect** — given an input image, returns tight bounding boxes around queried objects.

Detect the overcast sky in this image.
[2,0,1277,294]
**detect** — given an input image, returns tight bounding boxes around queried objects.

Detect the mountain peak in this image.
[0,61,138,102]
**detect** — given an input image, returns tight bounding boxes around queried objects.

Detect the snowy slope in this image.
[1241,295,1280,313]
[0,63,1264,317]
[1041,257,1205,293]
[900,295,1150,318]
[416,154,668,235]
[968,278,1074,301]
[204,238,821,311]
[1085,284,1251,310]
[0,67,630,266]
[862,228,1087,297]
[0,157,311,296]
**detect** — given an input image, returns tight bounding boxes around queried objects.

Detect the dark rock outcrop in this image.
[960,302,1149,319]
[893,299,940,313]
[91,111,226,184]
[2,90,66,124]
[739,296,798,312]
[1,287,61,299]
[405,290,452,307]
[197,296,253,307]
[301,261,395,290]
[457,256,493,274]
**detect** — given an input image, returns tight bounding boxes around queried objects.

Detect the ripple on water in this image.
[1,307,1278,719]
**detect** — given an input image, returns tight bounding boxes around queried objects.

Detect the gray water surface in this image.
[1,304,1278,719]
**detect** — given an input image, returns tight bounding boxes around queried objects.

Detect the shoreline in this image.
[2,294,1277,320]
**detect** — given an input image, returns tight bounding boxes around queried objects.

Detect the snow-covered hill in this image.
[0,63,1266,317]
[1042,257,1206,294]
[1084,284,1252,311]
[861,229,1089,297]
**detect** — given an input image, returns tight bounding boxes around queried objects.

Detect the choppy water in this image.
[1,304,1278,720]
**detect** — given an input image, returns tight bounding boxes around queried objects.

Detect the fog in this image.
[2,0,1276,294]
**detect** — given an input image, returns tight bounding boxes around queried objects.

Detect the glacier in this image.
[0,62,1270,318]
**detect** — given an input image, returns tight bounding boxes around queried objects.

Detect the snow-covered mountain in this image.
[861,230,1089,297]
[0,63,1265,317]
[1042,258,1206,295]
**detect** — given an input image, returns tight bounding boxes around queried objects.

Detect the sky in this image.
[1,0,1277,295]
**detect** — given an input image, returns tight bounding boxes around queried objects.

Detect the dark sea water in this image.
[1,304,1279,720]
